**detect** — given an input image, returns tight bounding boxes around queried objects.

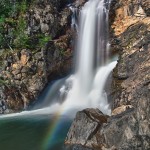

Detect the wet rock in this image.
[65,108,108,149]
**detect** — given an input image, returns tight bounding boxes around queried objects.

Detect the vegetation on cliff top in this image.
[0,0,51,51]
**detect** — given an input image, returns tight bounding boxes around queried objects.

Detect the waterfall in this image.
[69,5,79,31]
[0,0,117,119]
[60,0,116,115]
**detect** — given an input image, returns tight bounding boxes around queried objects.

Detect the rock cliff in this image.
[65,0,150,149]
[0,0,73,113]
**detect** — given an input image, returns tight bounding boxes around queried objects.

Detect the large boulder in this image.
[65,106,150,149]
[65,108,108,150]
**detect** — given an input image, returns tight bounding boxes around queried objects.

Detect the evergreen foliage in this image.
[0,0,51,50]
[0,0,31,49]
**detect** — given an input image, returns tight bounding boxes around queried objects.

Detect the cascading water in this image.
[69,5,79,31]
[60,0,116,115]
[0,1,117,149]
[0,0,117,119]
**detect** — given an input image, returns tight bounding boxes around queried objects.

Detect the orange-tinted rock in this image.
[111,105,133,116]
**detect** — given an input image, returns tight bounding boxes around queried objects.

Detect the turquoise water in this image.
[0,115,72,150]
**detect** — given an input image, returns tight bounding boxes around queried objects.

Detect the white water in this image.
[69,5,78,31]
[0,0,117,119]
[61,0,115,115]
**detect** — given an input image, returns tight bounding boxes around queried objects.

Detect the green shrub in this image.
[0,0,51,51]
[13,17,30,48]
[0,0,30,49]
[39,35,52,47]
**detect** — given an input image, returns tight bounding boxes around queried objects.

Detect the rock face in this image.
[65,108,108,149]
[101,109,150,150]
[26,0,72,39]
[66,107,150,149]
[0,0,73,113]
[65,0,150,149]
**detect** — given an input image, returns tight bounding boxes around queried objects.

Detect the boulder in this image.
[65,108,108,149]
[66,106,150,149]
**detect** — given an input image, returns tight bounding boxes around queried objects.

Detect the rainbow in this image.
[42,111,72,150]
